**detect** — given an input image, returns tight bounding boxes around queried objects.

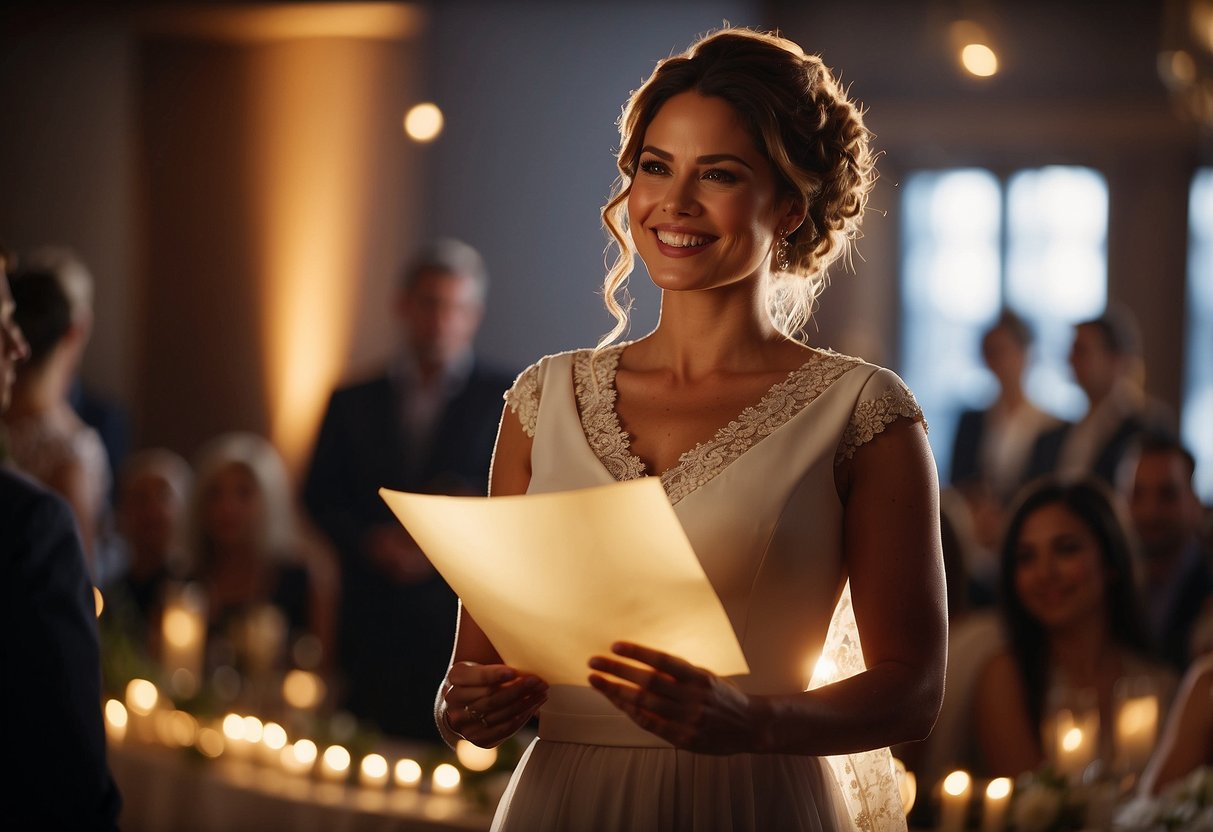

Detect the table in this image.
[110,742,495,832]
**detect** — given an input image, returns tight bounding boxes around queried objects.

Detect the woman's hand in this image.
[588,642,769,755]
[441,661,548,748]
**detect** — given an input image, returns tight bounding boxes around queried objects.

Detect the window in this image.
[1185,169,1213,502]
[901,166,1109,482]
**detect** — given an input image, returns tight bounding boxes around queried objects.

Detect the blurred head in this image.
[1069,306,1140,403]
[1002,477,1144,644]
[395,239,486,372]
[118,448,192,572]
[19,245,94,331]
[1000,477,1147,724]
[8,268,73,373]
[1123,434,1202,561]
[0,256,31,413]
[599,27,875,344]
[187,433,296,570]
[981,309,1031,392]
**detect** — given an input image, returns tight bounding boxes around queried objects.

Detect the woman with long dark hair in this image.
[974,477,1174,776]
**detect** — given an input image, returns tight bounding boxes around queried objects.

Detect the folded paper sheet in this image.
[379,478,749,686]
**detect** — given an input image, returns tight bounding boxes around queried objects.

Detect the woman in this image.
[3,264,111,571]
[437,29,946,831]
[186,432,336,676]
[974,477,1174,777]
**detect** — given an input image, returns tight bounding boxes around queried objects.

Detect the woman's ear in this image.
[780,195,808,236]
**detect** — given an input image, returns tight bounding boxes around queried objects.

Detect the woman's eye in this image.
[638,159,668,175]
[703,168,737,183]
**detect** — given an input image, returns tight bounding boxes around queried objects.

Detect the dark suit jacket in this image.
[0,466,121,830]
[302,361,514,740]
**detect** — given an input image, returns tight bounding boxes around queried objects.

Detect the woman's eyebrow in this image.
[639,145,754,170]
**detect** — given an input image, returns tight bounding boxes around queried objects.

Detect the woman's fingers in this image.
[609,642,703,682]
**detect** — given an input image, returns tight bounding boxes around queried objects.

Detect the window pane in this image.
[1006,166,1109,420]
[1185,169,1213,502]
[901,169,1002,479]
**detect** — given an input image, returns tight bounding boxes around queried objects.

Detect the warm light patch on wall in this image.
[249,40,384,474]
[404,102,444,142]
[140,3,424,43]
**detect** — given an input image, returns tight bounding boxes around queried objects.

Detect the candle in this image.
[281,739,317,775]
[320,744,351,782]
[1052,707,1099,781]
[282,669,326,710]
[394,758,422,788]
[104,699,128,743]
[360,754,389,788]
[432,763,461,795]
[939,770,971,832]
[455,739,498,772]
[982,777,1012,832]
[1114,692,1159,774]
[161,582,207,698]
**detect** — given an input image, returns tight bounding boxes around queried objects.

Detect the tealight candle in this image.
[1053,708,1099,781]
[939,770,971,832]
[432,763,461,795]
[104,699,128,743]
[455,739,498,772]
[281,739,317,775]
[1114,681,1159,775]
[394,758,422,788]
[982,777,1012,832]
[160,583,207,699]
[321,744,351,782]
[360,754,389,788]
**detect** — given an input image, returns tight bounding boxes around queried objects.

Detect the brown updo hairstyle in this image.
[599,27,875,345]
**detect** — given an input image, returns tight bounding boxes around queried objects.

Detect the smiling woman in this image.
[973,477,1176,778]
[435,27,945,832]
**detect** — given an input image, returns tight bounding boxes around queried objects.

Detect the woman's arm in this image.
[973,650,1044,776]
[48,457,99,562]
[589,418,947,755]
[434,405,548,748]
[1140,653,1213,794]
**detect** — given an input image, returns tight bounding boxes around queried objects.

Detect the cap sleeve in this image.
[503,357,545,438]
[837,367,927,463]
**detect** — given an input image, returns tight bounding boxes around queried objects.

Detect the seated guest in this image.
[3,263,112,577]
[106,448,192,650]
[187,432,336,677]
[1120,433,1212,672]
[973,477,1175,777]
[0,259,122,829]
[1140,652,1213,794]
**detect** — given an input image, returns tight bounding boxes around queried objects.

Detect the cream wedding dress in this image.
[492,344,923,832]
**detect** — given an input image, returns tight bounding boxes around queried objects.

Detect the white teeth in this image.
[656,230,712,247]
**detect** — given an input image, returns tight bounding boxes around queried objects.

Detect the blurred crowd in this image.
[3,239,1212,825]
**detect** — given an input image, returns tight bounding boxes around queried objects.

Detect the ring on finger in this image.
[467,706,489,728]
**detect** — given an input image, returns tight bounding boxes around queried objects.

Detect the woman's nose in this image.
[662,176,700,216]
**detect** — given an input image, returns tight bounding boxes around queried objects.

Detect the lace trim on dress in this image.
[660,353,860,504]
[836,385,926,465]
[572,347,647,482]
[504,361,543,438]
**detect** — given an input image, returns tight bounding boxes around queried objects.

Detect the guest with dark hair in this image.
[0,258,122,830]
[973,477,1174,777]
[1120,433,1213,671]
[951,309,1061,504]
[303,238,513,741]
[2,264,113,578]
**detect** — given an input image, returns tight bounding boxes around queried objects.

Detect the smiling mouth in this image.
[655,229,715,248]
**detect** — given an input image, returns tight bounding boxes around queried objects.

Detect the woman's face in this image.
[203,462,264,550]
[1013,502,1109,632]
[627,92,795,295]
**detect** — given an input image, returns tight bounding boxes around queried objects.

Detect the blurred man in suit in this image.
[0,254,122,830]
[303,239,513,741]
[1122,433,1212,671]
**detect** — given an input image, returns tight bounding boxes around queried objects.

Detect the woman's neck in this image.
[1049,617,1117,685]
[640,285,798,378]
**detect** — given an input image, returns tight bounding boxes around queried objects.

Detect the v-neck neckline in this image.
[573,344,859,503]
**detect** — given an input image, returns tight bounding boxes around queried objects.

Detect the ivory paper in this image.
[379,478,749,686]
